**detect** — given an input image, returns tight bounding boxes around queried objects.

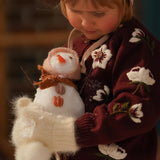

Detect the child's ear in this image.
[60,0,68,18]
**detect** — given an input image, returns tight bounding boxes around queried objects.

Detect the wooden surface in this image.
[0,30,69,48]
[0,0,15,159]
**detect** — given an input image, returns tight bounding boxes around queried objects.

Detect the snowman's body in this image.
[34,83,84,118]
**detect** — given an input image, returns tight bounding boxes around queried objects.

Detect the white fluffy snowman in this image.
[33,47,84,118]
[11,47,85,160]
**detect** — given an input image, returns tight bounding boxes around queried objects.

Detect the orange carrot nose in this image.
[57,55,66,63]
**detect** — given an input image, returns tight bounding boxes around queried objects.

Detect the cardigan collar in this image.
[68,28,110,73]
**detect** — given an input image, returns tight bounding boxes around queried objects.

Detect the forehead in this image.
[63,0,118,8]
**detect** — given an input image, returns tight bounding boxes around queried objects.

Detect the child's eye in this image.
[93,12,105,17]
[71,9,82,14]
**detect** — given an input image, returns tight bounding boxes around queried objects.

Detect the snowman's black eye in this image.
[69,56,73,59]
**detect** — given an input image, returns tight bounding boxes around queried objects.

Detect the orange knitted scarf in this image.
[33,65,77,90]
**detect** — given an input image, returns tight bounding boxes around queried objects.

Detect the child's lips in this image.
[84,29,96,34]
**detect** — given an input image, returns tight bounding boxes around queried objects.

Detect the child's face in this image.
[65,0,123,40]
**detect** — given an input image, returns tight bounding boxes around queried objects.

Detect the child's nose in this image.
[81,16,94,28]
[57,55,66,63]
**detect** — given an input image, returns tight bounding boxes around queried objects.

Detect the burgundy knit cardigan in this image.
[60,18,160,160]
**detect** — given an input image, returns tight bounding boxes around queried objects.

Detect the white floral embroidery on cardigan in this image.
[129,103,143,123]
[91,44,112,70]
[129,28,155,55]
[109,66,154,123]
[129,28,145,43]
[111,102,143,123]
[127,66,155,94]
[97,144,127,160]
[93,85,110,102]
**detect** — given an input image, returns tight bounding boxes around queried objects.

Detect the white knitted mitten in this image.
[12,97,80,160]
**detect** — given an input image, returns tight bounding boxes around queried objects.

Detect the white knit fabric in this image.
[12,97,79,160]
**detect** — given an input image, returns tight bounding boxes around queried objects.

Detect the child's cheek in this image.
[100,21,119,33]
[67,15,80,29]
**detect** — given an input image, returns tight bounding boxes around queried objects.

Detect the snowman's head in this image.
[43,47,81,80]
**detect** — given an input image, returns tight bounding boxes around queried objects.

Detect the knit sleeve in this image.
[75,23,160,148]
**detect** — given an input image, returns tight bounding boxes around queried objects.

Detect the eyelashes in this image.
[70,8,105,17]
[92,12,105,17]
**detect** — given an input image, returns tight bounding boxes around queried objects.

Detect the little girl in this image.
[14,0,160,160]
[46,0,160,159]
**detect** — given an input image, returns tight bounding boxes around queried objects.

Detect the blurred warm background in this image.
[0,0,159,159]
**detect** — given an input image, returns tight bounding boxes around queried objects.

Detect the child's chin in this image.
[84,33,103,40]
